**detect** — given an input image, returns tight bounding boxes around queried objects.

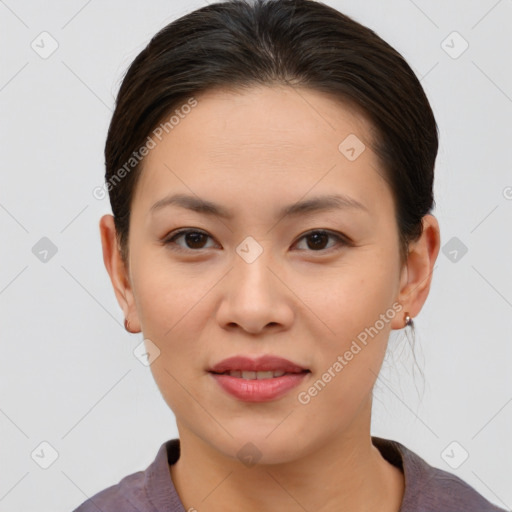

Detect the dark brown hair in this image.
[105,0,438,271]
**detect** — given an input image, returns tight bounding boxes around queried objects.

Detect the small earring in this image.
[404,312,413,328]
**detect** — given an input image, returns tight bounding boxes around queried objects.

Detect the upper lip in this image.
[209,355,309,374]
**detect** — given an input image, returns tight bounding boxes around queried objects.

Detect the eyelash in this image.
[162,228,351,254]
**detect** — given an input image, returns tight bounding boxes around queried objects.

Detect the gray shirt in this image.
[73,436,508,511]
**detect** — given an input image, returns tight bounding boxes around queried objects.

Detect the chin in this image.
[206,428,312,467]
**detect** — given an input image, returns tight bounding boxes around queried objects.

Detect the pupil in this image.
[308,232,327,250]
[186,232,206,248]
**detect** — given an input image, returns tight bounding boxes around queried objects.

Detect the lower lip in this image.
[209,372,309,402]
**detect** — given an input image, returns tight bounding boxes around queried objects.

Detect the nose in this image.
[215,247,294,335]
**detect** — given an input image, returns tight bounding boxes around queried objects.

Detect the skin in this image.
[100,85,440,512]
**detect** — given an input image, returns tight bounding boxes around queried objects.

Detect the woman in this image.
[74,0,507,510]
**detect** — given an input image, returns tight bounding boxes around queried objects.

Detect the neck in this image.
[169,398,404,512]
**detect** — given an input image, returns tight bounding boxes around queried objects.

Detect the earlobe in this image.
[393,214,441,329]
[99,214,141,333]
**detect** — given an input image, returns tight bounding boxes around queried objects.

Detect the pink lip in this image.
[209,355,307,373]
[208,355,310,402]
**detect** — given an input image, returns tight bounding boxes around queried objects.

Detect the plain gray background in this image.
[1,1,511,511]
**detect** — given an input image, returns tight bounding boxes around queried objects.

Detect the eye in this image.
[293,229,349,252]
[162,228,350,253]
[163,229,217,252]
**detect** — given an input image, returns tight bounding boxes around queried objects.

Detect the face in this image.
[103,85,430,465]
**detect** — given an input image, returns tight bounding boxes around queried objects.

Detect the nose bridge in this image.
[215,234,293,333]
[232,234,275,296]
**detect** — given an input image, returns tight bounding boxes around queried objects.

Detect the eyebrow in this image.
[149,192,369,219]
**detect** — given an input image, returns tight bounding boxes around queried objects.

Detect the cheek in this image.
[310,255,398,343]
[131,259,219,393]
[305,250,399,392]
[131,247,210,334]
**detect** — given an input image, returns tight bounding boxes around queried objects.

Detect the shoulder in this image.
[372,437,507,511]
[71,439,182,512]
[72,470,148,512]
[413,464,507,511]
[373,437,509,512]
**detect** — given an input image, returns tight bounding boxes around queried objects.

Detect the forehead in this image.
[132,85,391,218]
[176,85,375,150]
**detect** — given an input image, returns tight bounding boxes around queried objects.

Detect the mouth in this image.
[209,369,310,380]
[207,355,311,402]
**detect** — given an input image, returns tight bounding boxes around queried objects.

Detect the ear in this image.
[392,214,441,329]
[99,214,141,333]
